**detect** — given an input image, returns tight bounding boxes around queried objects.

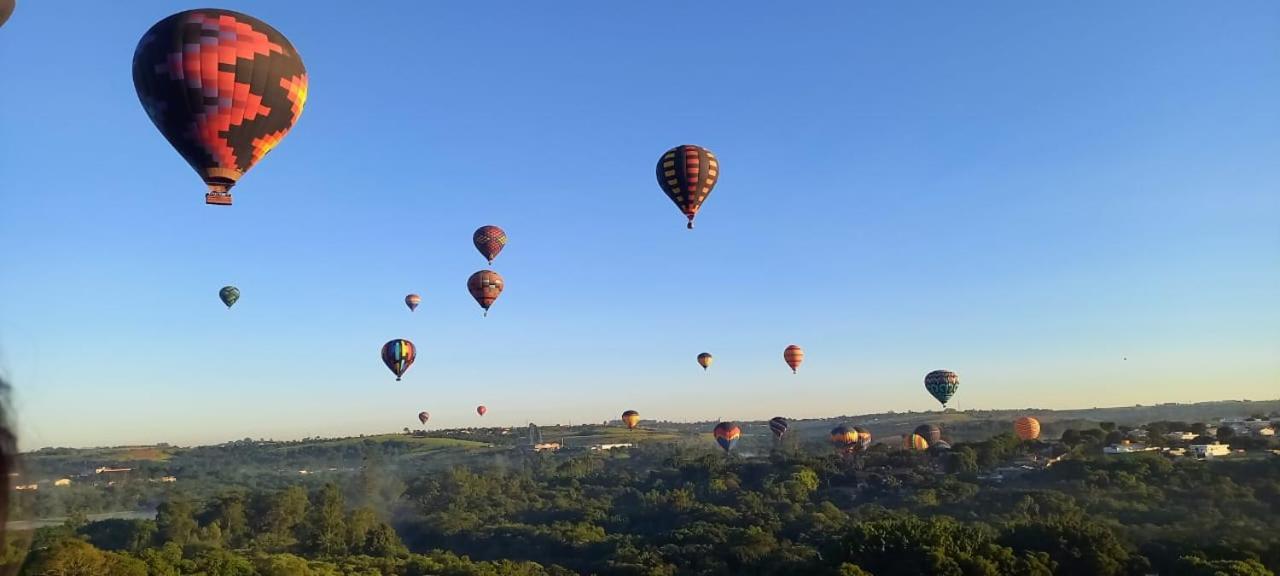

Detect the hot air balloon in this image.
[467,270,504,316]
[768,417,789,440]
[930,440,952,452]
[473,226,508,265]
[219,286,240,309]
[417,411,430,425]
[697,353,713,371]
[622,410,640,430]
[830,425,857,451]
[913,424,942,446]
[1,0,15,28]
[904,434,929,451]
[924,370,959,408]
[713,422,740,454]
[784,345,804,373]
[380,339,416,381]
[1014,416,1041,440]
[656,145,719,229]
[476,405,487,417]
[133,10,308,205]
[405,294,421,312]
[853,426,873,451]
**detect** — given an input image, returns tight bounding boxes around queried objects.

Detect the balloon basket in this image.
[205,192,233,206]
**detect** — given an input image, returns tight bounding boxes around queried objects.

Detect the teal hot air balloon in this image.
[924,370,959,408]
[219,286,240,309]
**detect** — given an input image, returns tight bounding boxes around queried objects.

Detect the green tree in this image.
[304,483,348,556]
[155,499,197,547]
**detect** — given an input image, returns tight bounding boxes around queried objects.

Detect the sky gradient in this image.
[1,1,1277,450]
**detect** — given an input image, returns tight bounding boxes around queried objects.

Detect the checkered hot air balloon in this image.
[380,339,416,381]
[924,370,959,408]
[473,226,507,265]
[133,10,308,205]
[467,270,504,316]
[713,422,740,454]
[656,145,719,229]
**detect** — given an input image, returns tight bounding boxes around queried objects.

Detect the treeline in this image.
[8,435,1280,575]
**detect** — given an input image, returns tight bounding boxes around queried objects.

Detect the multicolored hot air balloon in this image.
[622,410,640,430]
[924,370,959,408]
[904,434,929,451]
[1014,416,1041,441]
[417,411,430,425]
[0,0,15,28]
[697,353,714,371]
[219,286,240,309]
[476,405,487,417]
[830,425,857,452]
[784,345,804,374]
[853,426,873,451]
[380,339,416,381]
[768,417,789,440]
[405,294,421,312]
[656,145,719,229]
[473,226,508,265]
[133,10,308,205]
[914,424,942,446]
[467,270,504,316]
[713,422,740,454]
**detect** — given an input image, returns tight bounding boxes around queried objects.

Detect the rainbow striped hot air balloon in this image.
[713,422,740,454]
[380,339,416,381]
[1014,416,1041,441]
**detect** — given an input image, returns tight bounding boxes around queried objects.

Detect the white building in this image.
[1164,432,1197,442]
[1259,428,1275,437]
[590,443,633,451]
[1189,442,1231,459]
[1103,443,1159,454]
[532,442,561,452]
[53,478,71,487]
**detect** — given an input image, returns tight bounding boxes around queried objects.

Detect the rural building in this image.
[95,467,132,474]
[1104,443,1159,454]
[1189,442,1231,459]
[14,484,37,491]
[532,442,561,452]
[54,478,71,487]
[590,443,633,451]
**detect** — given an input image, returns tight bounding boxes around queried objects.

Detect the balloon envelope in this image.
[784,345,804,373]
[713,422,740,453]
[0,0,15,28]
[467,270,504,315]
[405,294,421,311]
[622,410,640,430]
[697,353,713,370]
[476,405,487,416]
[473,226,508,265]
[380,339,416,381]
[924,370,959,407]
[132,9,307,205]
[1014,416,1041,440]
[914,424,942,446]
[656,145,719,229]
[219,286,240,308]
[904,434,929,451]
[768,417,789,439]
[417,411,429,425]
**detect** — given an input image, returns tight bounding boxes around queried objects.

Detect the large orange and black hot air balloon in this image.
[713,422,740,454]
[1014,416,1041,441]
[473,226,508,265]
[467,270,504,316]
[0,0,15,28]
[381,339,416,381]
[622,410,640,430]
[476,405,487,417]
[133,9,308,205]
[853,426,873,451]
[656,145,719,229]
[830,425,857,452]
[784,345,804,373]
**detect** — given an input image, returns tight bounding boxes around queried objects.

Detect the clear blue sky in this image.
[2,1,1277,450]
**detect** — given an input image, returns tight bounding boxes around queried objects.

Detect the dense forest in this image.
[5,416,1280,575]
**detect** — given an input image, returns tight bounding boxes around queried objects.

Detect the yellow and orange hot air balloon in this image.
[783,345,804,374]
[904,434,929,451]
[622,410,640,430]
[1014,416,1041,440]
